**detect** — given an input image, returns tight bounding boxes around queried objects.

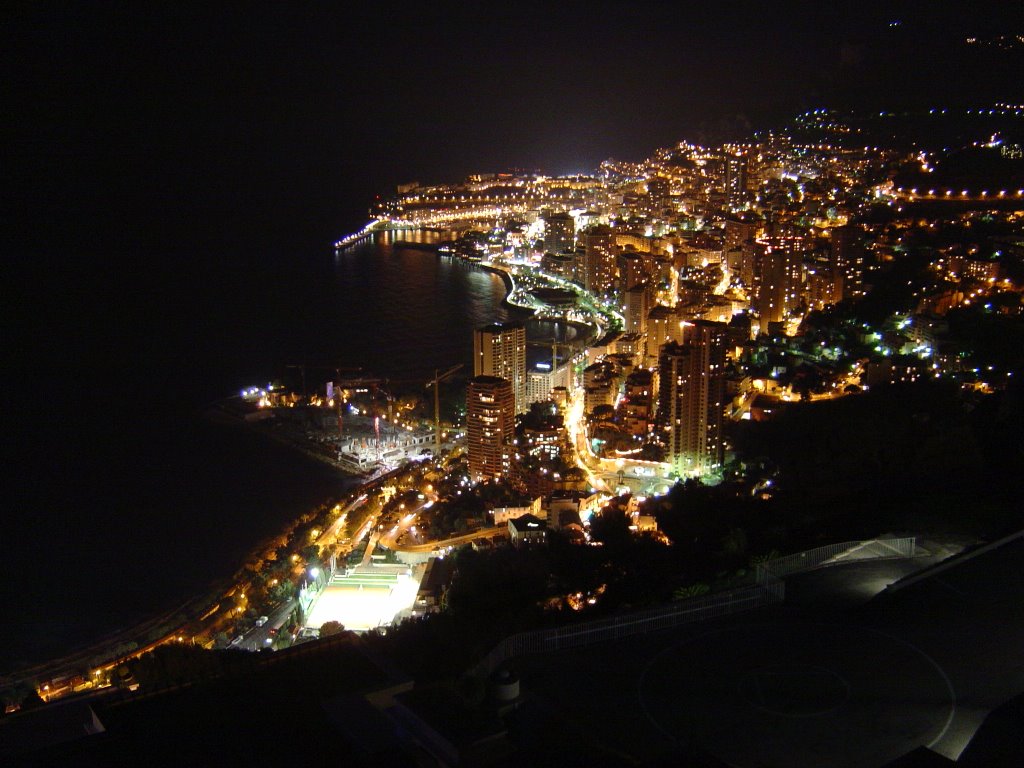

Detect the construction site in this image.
[238,364,464,479]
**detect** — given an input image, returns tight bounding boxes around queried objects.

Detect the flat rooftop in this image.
[305,565,421,632]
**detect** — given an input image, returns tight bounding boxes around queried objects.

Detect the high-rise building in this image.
[466,375,515,482]
[526,359,573,406]
[474,322,527,414]
[658,320,728,476]
[723,153,749,210]
[543,212,576,254]
[617,251,647,294]
[582,226,617,296]
[829,225,865,299]
[620,369,654,437]
[723,216,759,253]
[805,260,841,308]
[623,282,650,336]
[541,251,576,281]
[754,235,806,325]
[646,304,683,366]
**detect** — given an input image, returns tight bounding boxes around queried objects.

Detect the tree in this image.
[320,621,345,637]
[721,526,749,556]
[20,690,45,710]
[673,583,710,600]
[588,505,633,555]
[299,544,320,566]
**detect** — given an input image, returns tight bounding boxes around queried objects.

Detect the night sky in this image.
[6,1,1023,427]
[7,2,1023,258]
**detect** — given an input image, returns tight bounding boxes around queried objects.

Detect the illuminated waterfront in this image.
[2,234,525,673]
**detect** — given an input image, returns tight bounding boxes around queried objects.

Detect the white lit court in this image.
[304,564,421,631]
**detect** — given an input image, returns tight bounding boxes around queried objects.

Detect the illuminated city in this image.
[4,5,1024,767]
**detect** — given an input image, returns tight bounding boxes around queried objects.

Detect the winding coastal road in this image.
[375,499,508,554]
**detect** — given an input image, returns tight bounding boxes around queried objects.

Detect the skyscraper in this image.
[723,216,758,253]
[830,224,865,300]
[658,320,729,476]
[473,322,527,414]
[646,304,683,367]
[754,235,805,325]
[543,211,575,254]
[526,359,573,407]
[617,251,647,294]
[723,152,749,210]
[623,282,650,336]
[581,225,617,296]
[466,375,515,482]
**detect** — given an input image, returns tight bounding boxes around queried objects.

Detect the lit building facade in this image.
[617,252,647,293]
[646,304,684,366]
[623,282,651,335]
[829,224,865,299]
[526,359,573,406]
[658,320,728,475]
[582,226,617,296]
[466,375,515,482]
[723,152,749,210]
[543,212,575,254]
[474,322,527,414]
[754,235,806,325]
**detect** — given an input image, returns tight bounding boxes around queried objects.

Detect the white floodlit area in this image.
[305,565,421,631]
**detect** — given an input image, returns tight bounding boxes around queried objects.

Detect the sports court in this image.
[304,564,421,631]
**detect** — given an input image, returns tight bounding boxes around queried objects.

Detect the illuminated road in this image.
[377,503,425,551]
[564,388,613,493]
[370,495,508,555]
[315,494,368,549]
[565,387,674,495]
[391,526,508,553]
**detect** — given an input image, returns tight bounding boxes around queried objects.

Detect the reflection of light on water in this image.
[326,239,515,378]
[528,319,580,342]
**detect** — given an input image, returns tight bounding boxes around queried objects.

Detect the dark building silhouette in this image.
[658,320,729,475]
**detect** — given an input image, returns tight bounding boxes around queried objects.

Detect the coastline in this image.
[4,229,451,687]
[3,225,574,698]
[332,219,381,249]
[205,399,367,483]
[1,405,361,693]
[477,261,536,317]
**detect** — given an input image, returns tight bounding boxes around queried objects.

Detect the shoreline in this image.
[1,404,367,695]
[477,261,536,317]
[205,400,367,483]
[2,227,574,698]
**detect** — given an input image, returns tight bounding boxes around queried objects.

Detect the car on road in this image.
[255,616,268,627]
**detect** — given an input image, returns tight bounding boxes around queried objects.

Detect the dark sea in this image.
[0,229,548,675]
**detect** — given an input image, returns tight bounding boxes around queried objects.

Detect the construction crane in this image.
[287,363,363,437]
[325,368,366,438]
[528,337,569,367]
[425,364,463,454]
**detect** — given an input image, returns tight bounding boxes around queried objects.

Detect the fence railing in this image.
[476,580,783,676]
[474,536,916,676]
[755,537,917,584]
